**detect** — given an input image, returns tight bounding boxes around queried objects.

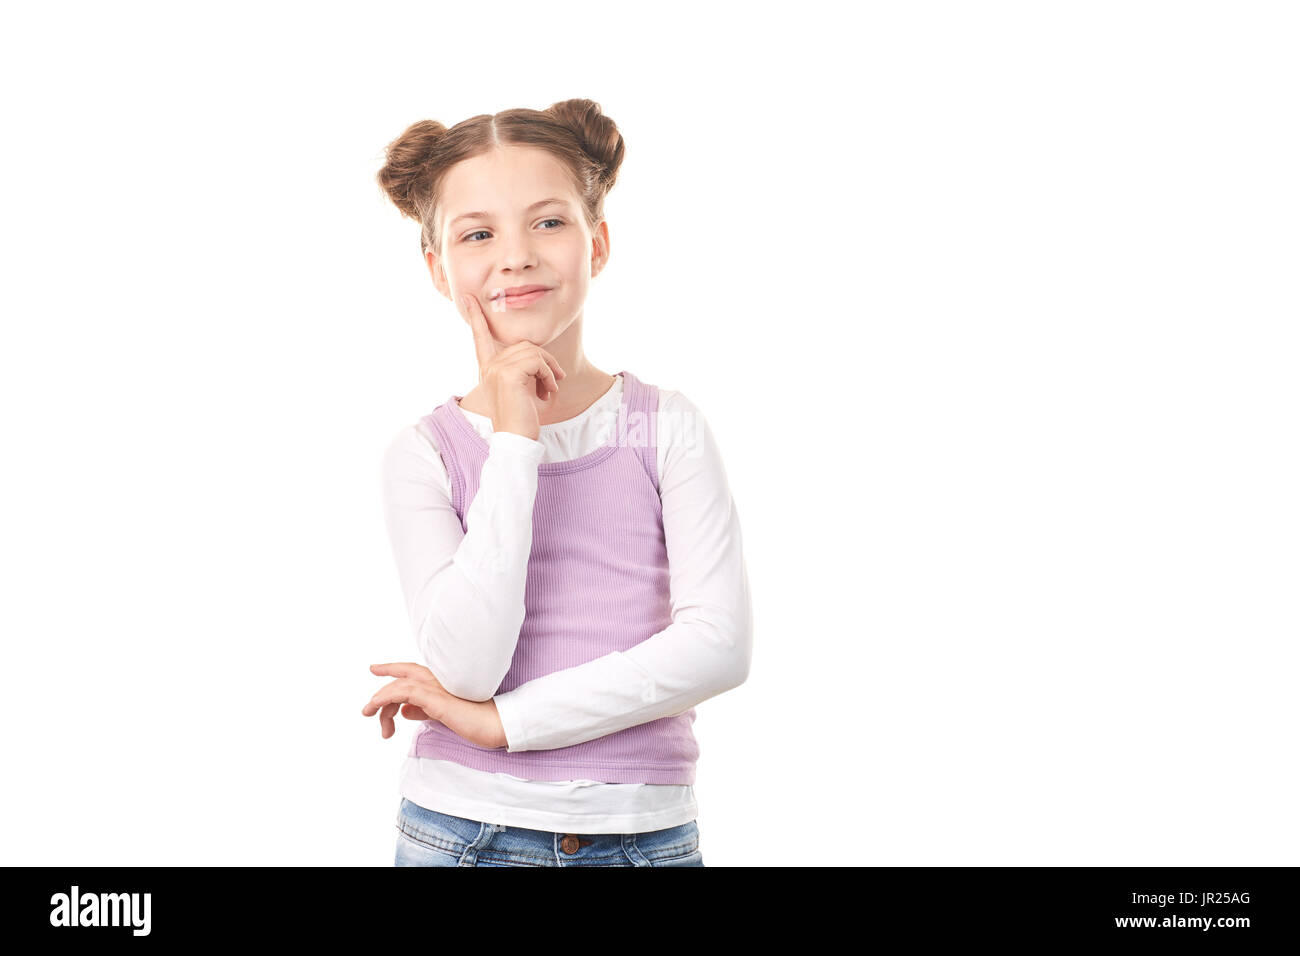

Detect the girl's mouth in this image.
[489,287,551,311]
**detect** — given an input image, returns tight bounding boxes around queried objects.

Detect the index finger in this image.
[369,662,431,680]
[460,294,498,374]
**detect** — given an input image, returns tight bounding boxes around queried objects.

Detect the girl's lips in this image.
[490,288,550,311]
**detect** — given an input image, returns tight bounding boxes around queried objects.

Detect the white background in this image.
[2,1,1296,866]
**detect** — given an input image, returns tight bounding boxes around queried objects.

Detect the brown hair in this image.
[375,98,626,260]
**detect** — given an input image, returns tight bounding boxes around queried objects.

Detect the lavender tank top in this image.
[406,370,700,784]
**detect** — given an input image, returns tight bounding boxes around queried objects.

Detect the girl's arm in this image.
[380,425,543,701]
[490,391,754,752]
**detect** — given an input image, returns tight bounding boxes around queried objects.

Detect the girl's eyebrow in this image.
[449,198,570,228]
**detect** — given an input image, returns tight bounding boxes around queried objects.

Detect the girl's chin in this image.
[498,325,558,344]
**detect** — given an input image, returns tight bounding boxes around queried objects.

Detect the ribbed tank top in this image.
[406,369,700,785]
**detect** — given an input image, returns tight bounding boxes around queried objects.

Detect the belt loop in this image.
[457,821,492,867]
[622,831,651,867]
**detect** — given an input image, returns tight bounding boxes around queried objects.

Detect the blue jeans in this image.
[394,797,705,867]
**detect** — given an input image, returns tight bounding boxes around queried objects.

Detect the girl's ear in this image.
[590,220,611,276]
[426,250,450,298]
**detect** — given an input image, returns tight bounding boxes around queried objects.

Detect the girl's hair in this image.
[376,98,626,260]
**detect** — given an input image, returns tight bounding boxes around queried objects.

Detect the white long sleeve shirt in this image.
[379,373,753,833]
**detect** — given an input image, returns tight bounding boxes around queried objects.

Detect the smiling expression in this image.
[425,146,610,346]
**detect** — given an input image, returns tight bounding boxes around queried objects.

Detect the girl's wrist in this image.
[486,699,508,749]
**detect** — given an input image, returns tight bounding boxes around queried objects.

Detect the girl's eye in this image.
[461,219,565,243]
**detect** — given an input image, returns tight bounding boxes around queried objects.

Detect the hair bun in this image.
[544,98,625,191]
[376,119,448,224]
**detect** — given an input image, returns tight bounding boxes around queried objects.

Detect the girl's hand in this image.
[458,292,566,442]
[361,662,507,750]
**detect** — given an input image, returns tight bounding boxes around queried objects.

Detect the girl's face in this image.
[427,145,608,348]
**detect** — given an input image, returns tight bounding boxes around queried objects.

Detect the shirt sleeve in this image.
[491,391,754,752]
[380,424,545,701]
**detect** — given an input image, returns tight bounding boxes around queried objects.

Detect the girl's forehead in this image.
[444,147,575,199]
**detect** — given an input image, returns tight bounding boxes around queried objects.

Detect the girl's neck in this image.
[538,367,617,426]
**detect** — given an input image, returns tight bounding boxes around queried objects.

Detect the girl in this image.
[361,99,753,867]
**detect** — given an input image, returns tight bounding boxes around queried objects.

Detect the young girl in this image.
[361,99,753,867]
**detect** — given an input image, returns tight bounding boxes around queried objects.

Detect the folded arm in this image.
[380,426,543,701]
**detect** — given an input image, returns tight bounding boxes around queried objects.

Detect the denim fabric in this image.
[394,797,705,867]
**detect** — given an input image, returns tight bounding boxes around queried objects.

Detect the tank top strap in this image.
[617,369,660,495]
[421,400,471,530]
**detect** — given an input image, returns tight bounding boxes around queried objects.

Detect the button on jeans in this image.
[394,797,705,867]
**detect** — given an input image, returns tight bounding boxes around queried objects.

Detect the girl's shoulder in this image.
[384,390,484,467]
[381,419,451,492]
[648,384,729,469]
[650,381,708,425]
